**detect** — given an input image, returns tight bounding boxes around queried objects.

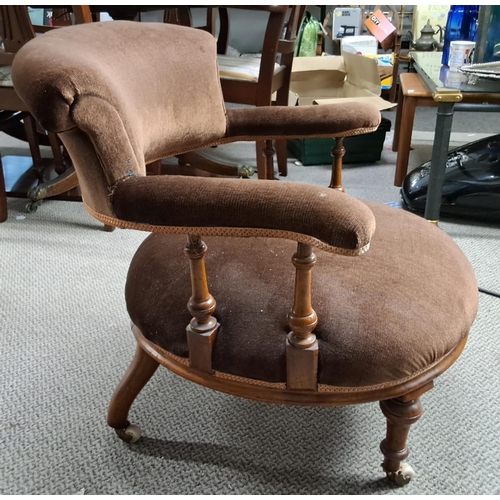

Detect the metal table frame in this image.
[411,52,500,224]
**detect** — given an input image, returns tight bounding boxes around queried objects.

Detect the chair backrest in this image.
[0,6,93,64]
[276,6,306,92]
[219,7,292,84]
[12,21,228,216]
[0,6,36,64]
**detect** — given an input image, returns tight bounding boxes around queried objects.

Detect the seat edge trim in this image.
[132,323,467,407]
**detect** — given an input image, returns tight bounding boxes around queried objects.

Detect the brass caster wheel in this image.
[238,165,255,178]
[25,201,41,213]
[385,463,415,486]
[115,423,142,443]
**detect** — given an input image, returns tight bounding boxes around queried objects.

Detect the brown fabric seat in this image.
[126,202,478,387]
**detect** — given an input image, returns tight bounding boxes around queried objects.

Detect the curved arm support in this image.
[110,174,376,256]
[225,102,381,140]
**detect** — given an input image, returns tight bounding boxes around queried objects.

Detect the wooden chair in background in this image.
[0,6,66,220]
[216,6,304,179]
[0,5,98,221]
[164,6,304,180]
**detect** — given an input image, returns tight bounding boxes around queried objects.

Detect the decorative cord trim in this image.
[318,358,444,392]
[212,343,464,393]
[213,370,287,389]
[132,323,467,394]
[140,328,466,394]
[84,201,371,256]
[150,343,190,366]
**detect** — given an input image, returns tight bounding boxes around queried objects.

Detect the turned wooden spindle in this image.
[329,137,346,192]
[261,139,276,180]
[286,243,319,391]
[184,235,219,373]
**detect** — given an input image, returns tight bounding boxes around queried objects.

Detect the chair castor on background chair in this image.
[12,21,478,486]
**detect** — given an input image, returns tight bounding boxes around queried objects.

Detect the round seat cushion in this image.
[125,201,478,388]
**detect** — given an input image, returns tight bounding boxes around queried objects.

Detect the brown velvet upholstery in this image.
[111,176,375,254]
[225,104,381,139]
[126,202,478,386]
[12,21,379,254]
[11,22,381,211]
[12,21,227,214]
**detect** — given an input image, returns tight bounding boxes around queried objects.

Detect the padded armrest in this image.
[109,176,376,256]
[225,102,381,140]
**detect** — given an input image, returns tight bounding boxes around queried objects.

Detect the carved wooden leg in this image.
[256,141,266,179]
[176,151,253,178]
[107,344,160,442]
[394,96,417,187]
[392,82,404,152]
[286,243,318,391]
[329,137,345,192]
[184,235,219,373]
[264,140,276,180]
[379,397,423,486]
[27,168,79,203]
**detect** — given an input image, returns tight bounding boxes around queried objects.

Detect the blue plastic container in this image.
[442,5,479,66]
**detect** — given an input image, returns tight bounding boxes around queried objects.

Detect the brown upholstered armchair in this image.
[13,21,478,486]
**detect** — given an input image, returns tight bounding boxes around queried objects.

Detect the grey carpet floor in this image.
[1,133,500,495]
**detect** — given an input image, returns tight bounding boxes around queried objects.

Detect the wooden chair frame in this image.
[108,232,466,486]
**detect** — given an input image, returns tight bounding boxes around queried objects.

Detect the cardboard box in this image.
[289,50,396,110]
[365,53,395,90]
[340,35,378,55]
[288,52,395,166]
[331,8,364,39]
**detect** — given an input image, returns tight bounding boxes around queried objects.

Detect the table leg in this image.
[423,102,455,224]
[394,96,416,187]
[392,82,404,152]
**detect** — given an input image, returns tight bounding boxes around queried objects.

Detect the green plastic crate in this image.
[288,117,391,165]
